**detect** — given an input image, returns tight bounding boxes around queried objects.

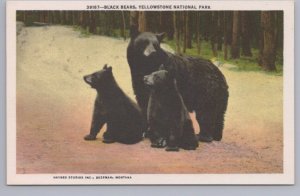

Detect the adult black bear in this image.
[83,64,144,144]
[127,27,229,142]
[144,67,199,151]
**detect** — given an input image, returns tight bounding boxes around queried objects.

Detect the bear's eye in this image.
[135,39,148,49]
[142,42,149,50]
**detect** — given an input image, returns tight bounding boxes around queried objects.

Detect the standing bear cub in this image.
[83,64,144,144]
[144,66,199,151]
[127,27,229,142]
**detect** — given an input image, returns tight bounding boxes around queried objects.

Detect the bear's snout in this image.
[143,76,150,84]
[143,44,156,57]
[143,75,148,81]
[83,75,93,85]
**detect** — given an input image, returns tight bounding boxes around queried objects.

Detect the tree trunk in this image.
[231,11,240,59]
[60,11,65,25]
[196,12,201,55]
[241,12,252,57]
[79,11,84,27]
[55,11,60,24]
[95,11,101,34]
[129,11,139,38]
[159,12,163,32]
[72,11,77,26]
[83,11,89,30]
[224,11,229,60]
[23,11,27,23]
[121,11,126,40]
[261,11,277,71]
[217,12,222,51]
[103,12,108,35]
[173,12,181,54]
[130,11,139,27]
[89,11,97,34]
[138,11,149,32]
[211,12,218,57]
[44,11,49,23]
[274,12,279,54]
[39,11,45,23]
[165,12,174,40]
[51,11,55,23]
[65,11,69,25]
[47,11,51,23]
[183,12,187,53]
[180,12,184,45]
[258,12,264,66]
[186,12,192,49]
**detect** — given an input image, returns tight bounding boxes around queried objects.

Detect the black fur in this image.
[83,64,144,144]
[144,68,199,151]
[127,28,229,142]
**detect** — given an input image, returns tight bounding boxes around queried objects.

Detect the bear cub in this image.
[144,66,199,151]
[83,64,144,144]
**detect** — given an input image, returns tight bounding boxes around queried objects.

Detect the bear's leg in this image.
[135,89,150,137]
[149,122,167,148]
[84,99,107,141]
[165,125,181,152]
[165,135,180,152]
[213,113,225,141]
[180,120,199,150]
[212,96,228,141]
[151,137,167,148]
[102,128,116,144]
[195,109,215,143]
[210,91,228,141]
[150,132,167,148]
[102,122,117,143]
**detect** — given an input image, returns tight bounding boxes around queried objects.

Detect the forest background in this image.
[16,10,283,73]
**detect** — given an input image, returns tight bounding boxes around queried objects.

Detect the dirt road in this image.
[16,26,283,174]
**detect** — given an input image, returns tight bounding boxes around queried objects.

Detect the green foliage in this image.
[72,25,91,37]
[72,25,129,40]
[165,39,283,75]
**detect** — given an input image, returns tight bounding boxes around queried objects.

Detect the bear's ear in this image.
[130,25,140,39]
[156,32,166,43]
[103,64,108,69]
[159,64,166,70]
[107,66,112,72]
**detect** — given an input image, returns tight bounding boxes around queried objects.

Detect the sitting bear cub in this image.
[83,64,143,144]
[144,66,199,151]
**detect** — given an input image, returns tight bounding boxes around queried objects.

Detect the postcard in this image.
[6,0,294,185]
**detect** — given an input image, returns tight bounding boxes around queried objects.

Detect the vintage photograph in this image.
[7,1,294,185]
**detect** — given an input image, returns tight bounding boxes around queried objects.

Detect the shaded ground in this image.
[16,26,283,174]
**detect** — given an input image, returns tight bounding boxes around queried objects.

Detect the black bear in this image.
[144,67,199,151]
[127,27,229,142]
[83,64,144,144]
